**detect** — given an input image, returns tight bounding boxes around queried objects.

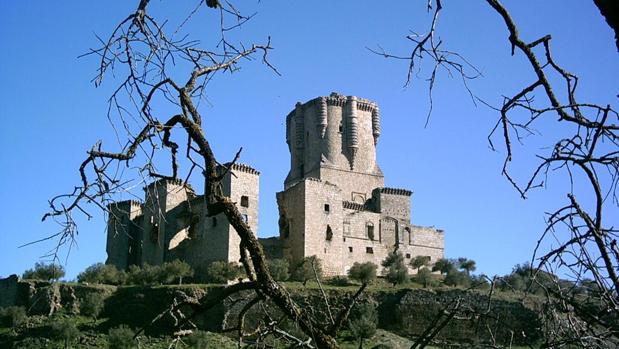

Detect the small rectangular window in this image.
[366,247,374,254]
[324,204,330,213]
[348,246,353,253]
[240,195,249,208]
[242,214,248,223]
[212,217,218,227]
[406,253,411,259]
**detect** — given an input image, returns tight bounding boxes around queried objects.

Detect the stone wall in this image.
[106,200,142,270]
[0,275,20,308]
[302,178,344,276]
[105,164,260,272]
[141,179,192,266]
[0,278,544,346]
[374,188,411,222]
[277,180,307,265]
[409,225,445,264]
[223,164,260,264]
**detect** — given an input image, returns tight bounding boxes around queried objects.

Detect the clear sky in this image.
[0,1,616,280]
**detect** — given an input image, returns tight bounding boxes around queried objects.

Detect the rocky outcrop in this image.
[0,276,542,346]
[0,276,116,316]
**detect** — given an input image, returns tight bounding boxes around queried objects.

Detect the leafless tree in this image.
[40,1,366,348]
[383,0,618,347]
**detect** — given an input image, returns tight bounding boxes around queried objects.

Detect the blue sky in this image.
[0,1,617,280]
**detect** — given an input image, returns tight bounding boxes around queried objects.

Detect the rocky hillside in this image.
[0,277,542,348]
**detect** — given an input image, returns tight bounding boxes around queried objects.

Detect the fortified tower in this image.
[105,164,260,271]
[285,92,384,204]
[278,93,444,276]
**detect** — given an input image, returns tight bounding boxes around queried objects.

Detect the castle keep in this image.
[105,93,444,276]
[277,93,444,275]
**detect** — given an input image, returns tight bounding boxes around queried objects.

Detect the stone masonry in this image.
[276,93,444,276]
[105,163,259,270]
[105,93,444,276]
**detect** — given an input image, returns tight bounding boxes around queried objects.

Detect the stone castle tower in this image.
[105,92,444,277]
[277,93,444,276]
[105,164,259,270]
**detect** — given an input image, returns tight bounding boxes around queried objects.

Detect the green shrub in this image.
[457,257,477,275]
[126,264,161,285]
[108,325,135,349]
[291,256,323,286]
[184,330,210,348]
[348,262,378,285]
[160,260,194,285]
[327,275,352,286]
[444,269,471,287]
[0,306,28,328]
[267,258,290,281]
[432,258,456,275]
[52,319,80,349]
[77,263,126,285]
[348,303,377,349]
[206,261,243,283]
[410,255,431,272]
[22,262,65,281]
[80,292,105,319]
[415,267,435,288]
[381,252,408,286]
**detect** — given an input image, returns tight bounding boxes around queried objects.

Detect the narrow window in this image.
[325,225,333,241]
[240,195,249,208]
[242,214,249,223]
[324,204,330,213]
[348,246,353,253]
[366,222,375,241]
[212,217,218,227]
[366,247,374,254]
[405,227,412,244]
[188,215,199,238]
[150,223,159,243]
[406,253,411,259]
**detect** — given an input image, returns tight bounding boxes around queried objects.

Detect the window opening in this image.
[150,223,159,243]
[240,195,249,207]
[325,225,333,241]
[366,222,375,240]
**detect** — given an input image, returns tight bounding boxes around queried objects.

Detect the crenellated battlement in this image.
[144,177,193,190]
[106,200,142,209]
[342,200,372,212]
[221,162,260,176]
[379,187,413,196]
[284,92,384,191]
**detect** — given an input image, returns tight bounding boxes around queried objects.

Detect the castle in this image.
[105,93,444,276]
